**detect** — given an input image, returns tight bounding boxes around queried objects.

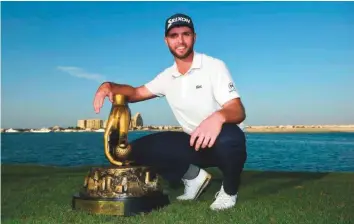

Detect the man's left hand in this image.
[190,112,225,151]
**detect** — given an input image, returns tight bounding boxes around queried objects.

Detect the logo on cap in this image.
[167,16,191,29]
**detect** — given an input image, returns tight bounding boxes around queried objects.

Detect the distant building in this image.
[77,120,86,129]
[85,119,103,129]
[130,113,143,129]
[77,112,143,130]
[52,125,61,130]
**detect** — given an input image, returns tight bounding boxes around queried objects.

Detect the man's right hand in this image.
[93,82,113,114]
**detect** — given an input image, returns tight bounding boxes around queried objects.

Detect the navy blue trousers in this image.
[128,123,247,195]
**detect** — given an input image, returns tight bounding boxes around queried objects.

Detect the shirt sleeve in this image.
[211,59,240,106]
[144,71,167,97]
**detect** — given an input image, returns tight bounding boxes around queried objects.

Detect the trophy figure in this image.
[72,94,170,216]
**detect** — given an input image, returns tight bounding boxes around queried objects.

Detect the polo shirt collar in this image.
[171,51,202,78]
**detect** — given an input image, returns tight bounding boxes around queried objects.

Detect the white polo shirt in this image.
[145,52,244,134]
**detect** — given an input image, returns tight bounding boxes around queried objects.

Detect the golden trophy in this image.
[72,94,170,216]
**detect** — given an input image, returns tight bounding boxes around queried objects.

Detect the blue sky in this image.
[2,1,354,129]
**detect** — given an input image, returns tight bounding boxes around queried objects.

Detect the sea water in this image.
[1,131,354,172]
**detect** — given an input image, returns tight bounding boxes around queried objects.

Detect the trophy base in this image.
[72,191,169,216]
[71,165,170,216]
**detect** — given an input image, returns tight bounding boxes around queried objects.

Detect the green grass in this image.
[1,165,353,224]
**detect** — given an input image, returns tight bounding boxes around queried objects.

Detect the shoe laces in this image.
[214,190,227,200]
[213,189,232,205]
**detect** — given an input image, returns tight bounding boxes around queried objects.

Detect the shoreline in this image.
[2,126,354,134]
[245,127,354,133]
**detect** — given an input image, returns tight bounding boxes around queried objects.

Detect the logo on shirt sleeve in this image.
[228,82,236,92]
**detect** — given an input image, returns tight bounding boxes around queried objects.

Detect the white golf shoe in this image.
[177,169,212,200]
[210,185,237,211]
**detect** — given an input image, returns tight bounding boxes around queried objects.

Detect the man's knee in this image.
[214,123,246,151]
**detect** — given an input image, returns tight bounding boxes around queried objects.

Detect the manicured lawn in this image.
[1,165,353,224]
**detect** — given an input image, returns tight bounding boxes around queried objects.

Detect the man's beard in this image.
[169,44,194,60]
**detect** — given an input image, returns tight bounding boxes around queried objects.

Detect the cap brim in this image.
[165,23,194,35]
